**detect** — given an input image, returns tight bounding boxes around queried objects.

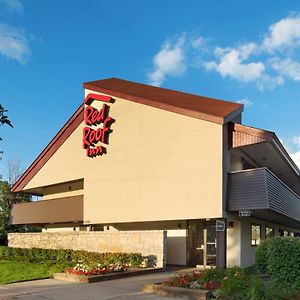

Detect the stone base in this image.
[142,284,210,300]
[8,231,167,268]
[54,268,163,283]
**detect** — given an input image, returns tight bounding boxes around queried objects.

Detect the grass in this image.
[0,260,70,284]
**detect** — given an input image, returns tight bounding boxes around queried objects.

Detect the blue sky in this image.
[1,0,300,178]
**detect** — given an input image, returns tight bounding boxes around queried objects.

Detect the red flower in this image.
[204,281,221,291]
[192,271,205,279]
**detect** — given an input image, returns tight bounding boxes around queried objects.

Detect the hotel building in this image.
[9,78,300,268]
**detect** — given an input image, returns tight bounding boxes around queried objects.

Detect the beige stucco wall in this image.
[8,231,167,268]
[23,90,224,224]
[226,219,241,267]
[226,214,300,267]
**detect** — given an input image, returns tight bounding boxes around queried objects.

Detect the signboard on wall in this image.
[238,210,253,217]
[83,93,114,158]
[216,220,226,232]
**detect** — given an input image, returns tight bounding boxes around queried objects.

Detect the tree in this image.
[0,105,13,140]
[8,158,22,186]
[0,181,31,233]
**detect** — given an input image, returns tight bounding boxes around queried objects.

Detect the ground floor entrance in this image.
[187,220,218,268]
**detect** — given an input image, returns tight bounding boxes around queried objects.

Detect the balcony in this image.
[227,168,300,229]
[9,195,83,226]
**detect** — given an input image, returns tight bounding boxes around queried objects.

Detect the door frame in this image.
[186,220,217,268]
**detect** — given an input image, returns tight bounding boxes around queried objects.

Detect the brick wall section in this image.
[8,231,167,268]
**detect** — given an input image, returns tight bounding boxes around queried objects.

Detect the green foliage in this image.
[0,181,31,233]
[202,267,225,283]
[0,259,70,284]
[0,105,12,130]
[264,282,300,300]
[0,105,13,141]
[216,267,257,300]
[246,275,266,300]
[255,237,300,290]
[255,238,274,273]
[0,246,143,267]
[266,237,300,290]
[0,233,7,245]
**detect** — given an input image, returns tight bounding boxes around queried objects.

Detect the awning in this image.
[9,195,83,225]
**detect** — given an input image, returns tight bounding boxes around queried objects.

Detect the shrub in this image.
[216,267,254,300]
[202,267,225,284]
[255,238,274,273]
[0,246,143,267]
[267,237,300,290]
[0,234,7,246]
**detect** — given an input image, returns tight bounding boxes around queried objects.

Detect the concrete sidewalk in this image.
[0,271,177,300]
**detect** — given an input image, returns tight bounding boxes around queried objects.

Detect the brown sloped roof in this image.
[12,78,242,193]
[84,78,243,124]
[229,123,300,176]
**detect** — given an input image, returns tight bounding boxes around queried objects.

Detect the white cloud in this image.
[270,58,300,81]
[0,23,30,63]
[147,35,186,86]
[191,36,206,49]
[291,151,300,168]
[203,43,265,82]
[262,15,300,52]
[147,14,300,89]
[292,135,300,148]
[236,98,253,107]
[0,0,23,14]
[256,74,284,91]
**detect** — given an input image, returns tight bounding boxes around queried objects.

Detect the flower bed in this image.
[153,266,300,299]
[162,270,221,297]
[64,263,127,276]
[55,264,162,283]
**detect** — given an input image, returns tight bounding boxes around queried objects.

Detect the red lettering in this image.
[83,127,91,148]
[101,116,112,143]
[83,100,114,158]
[86,146,105,157]
[84,104,108,126]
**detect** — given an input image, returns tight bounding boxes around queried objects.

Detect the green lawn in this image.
[0,260,69,284]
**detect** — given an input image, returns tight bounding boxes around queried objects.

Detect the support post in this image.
[216,219,227,268]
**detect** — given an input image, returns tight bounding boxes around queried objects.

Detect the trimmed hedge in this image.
[255,237,300,290]
[255,238,274,273]
[0,246,144,267]
[0,234,7,246]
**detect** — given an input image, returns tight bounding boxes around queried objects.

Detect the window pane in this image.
[251,225,261,246]
[265,227,274,239]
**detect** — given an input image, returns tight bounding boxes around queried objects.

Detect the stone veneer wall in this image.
[8,231,167,268]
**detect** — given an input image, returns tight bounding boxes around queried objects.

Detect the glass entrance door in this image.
[187,220,217,267]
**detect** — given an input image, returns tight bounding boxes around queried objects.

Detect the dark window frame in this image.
[251,224,261,246]
[265,226,274,239]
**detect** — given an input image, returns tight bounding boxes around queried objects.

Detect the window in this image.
[251,224,261,246]
[279,229,289,236]
[265,226,274,239]
[291,232,295,237]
